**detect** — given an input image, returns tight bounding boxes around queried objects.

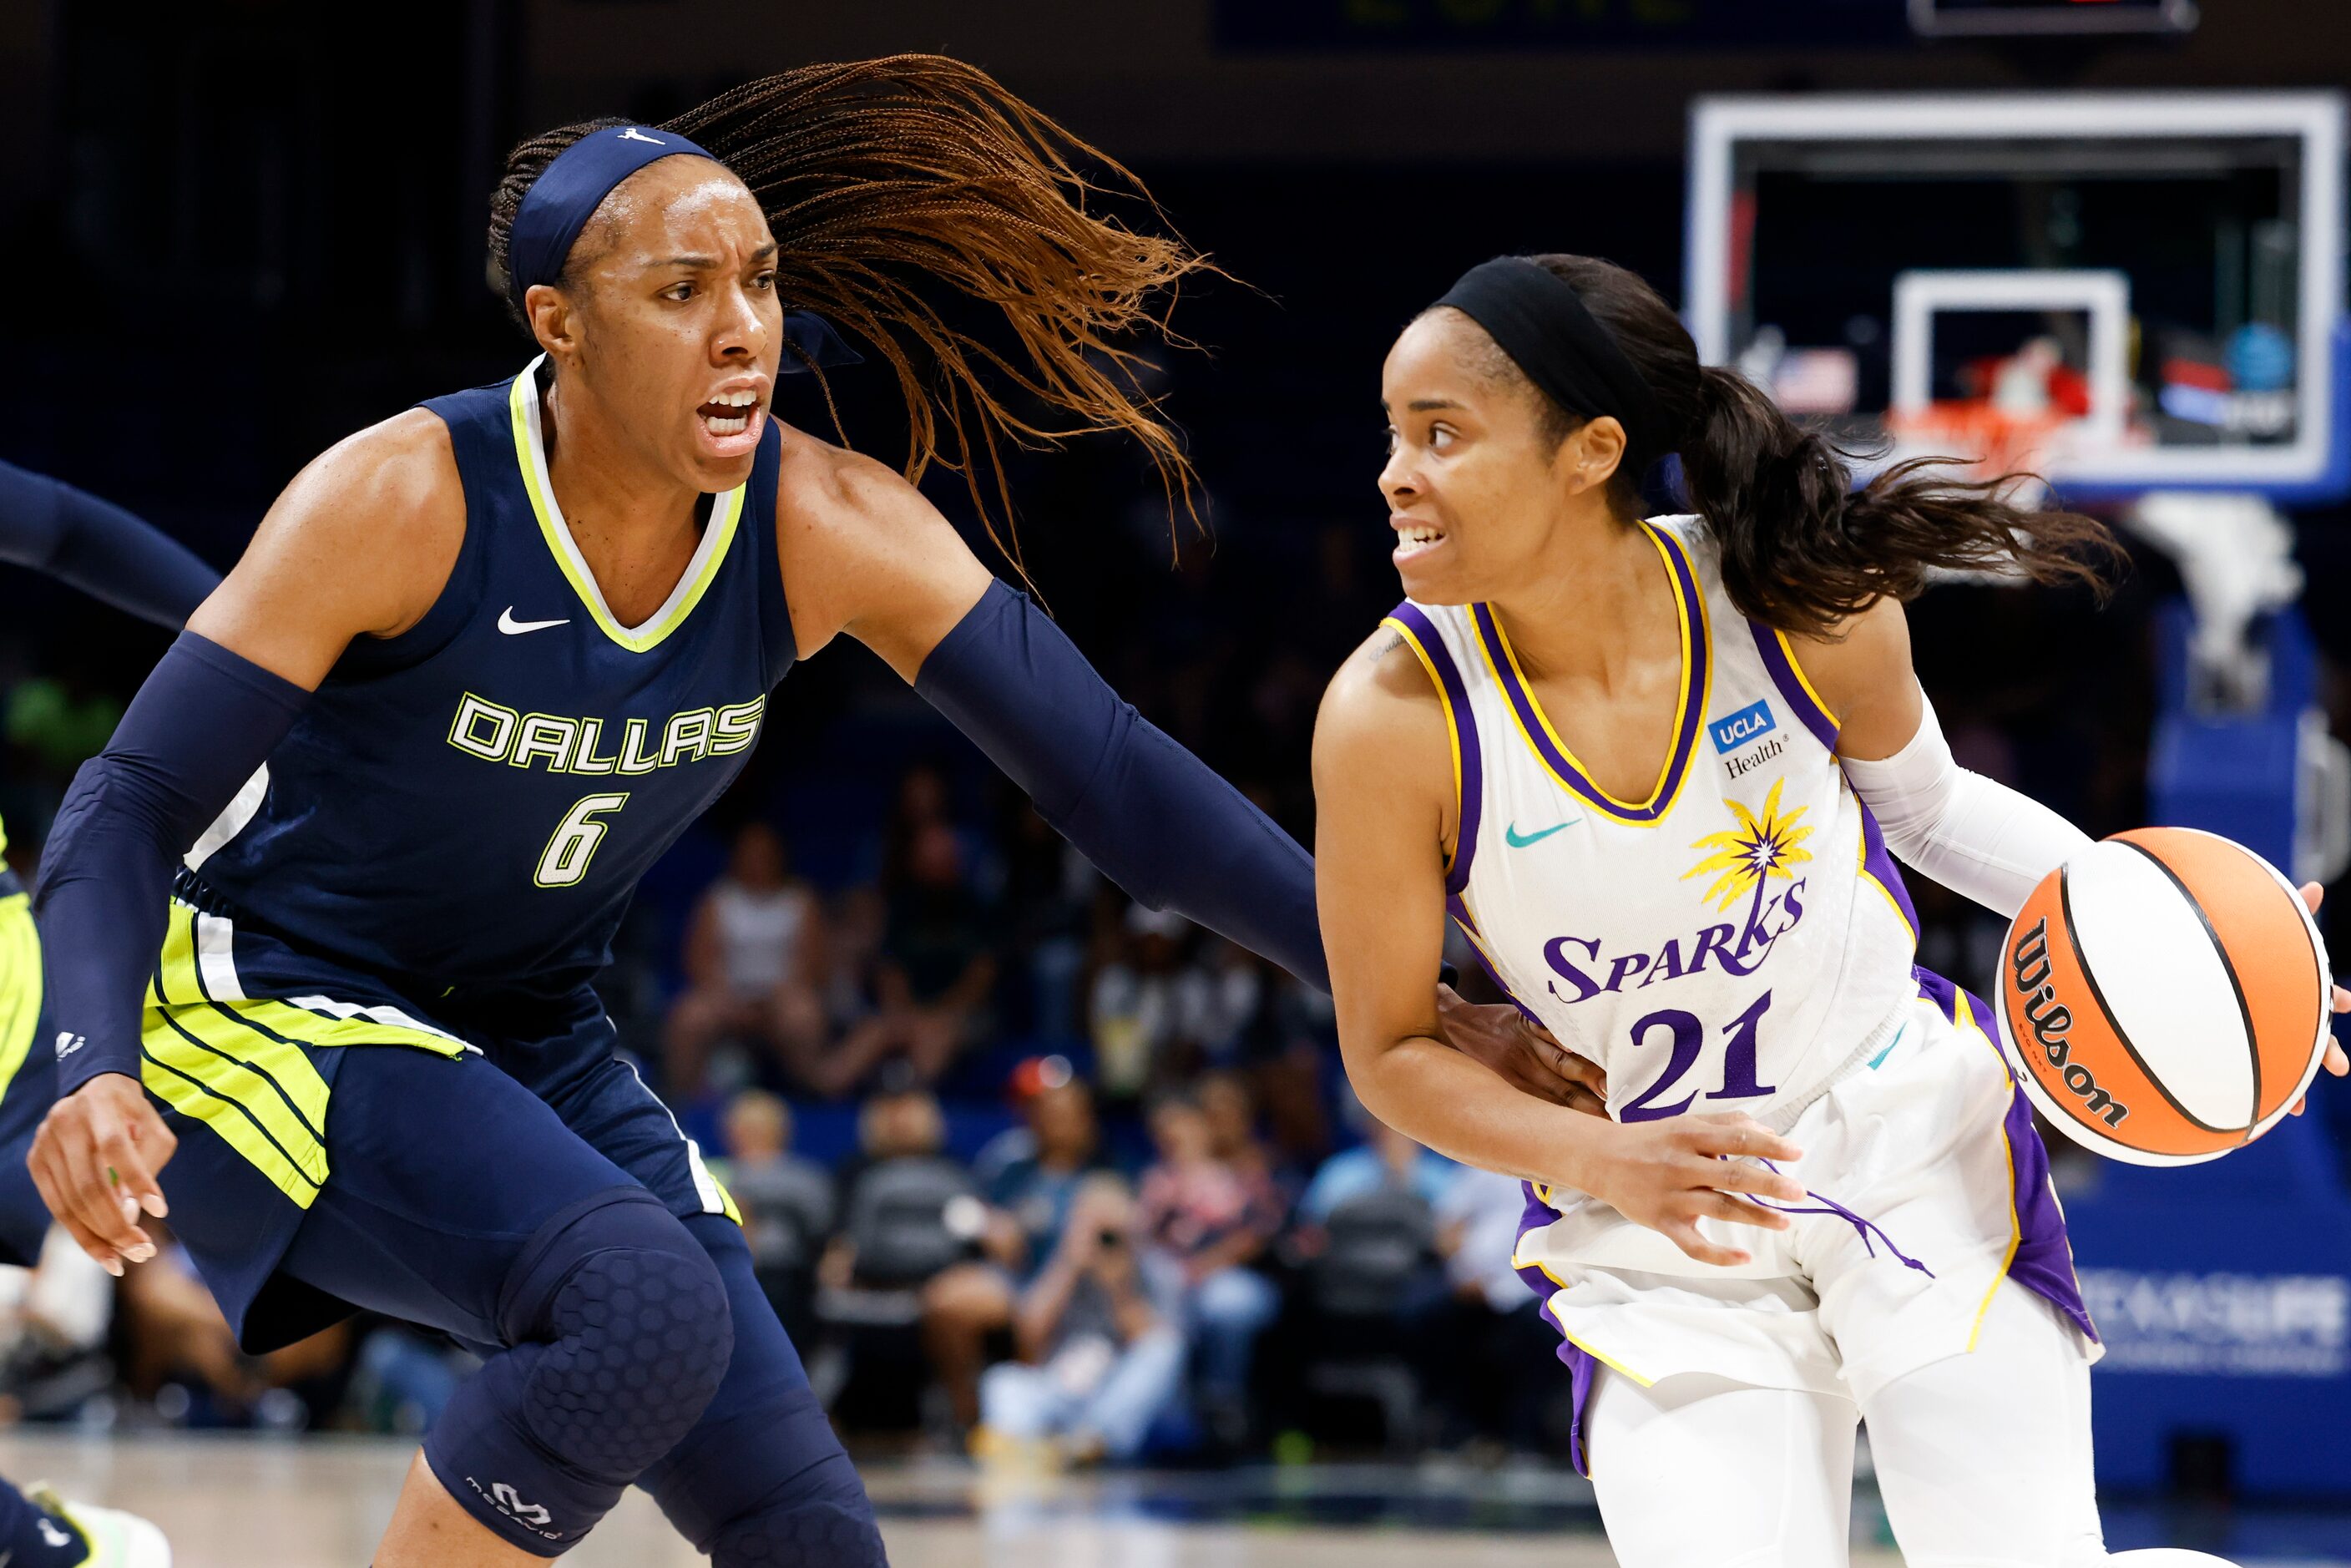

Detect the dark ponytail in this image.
[488,57,1214,564]
[1498,255,2120,636]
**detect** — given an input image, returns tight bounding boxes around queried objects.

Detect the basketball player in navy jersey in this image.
[18,60,1576,1567]
[0,458,215,1566]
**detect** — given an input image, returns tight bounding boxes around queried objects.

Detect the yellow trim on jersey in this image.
[506,367,748,655]
[1950,987,2026,1352]
[1383,615,1465,878]
[1772,627,1842,729]
[0,895,43,1102]
[1473,522,1708,827]
[1509,1252,1657,1388]
[140,903,474,1207]
[1853,791,1919,944]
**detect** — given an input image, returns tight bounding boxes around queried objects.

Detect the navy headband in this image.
[1433,258,1675,472]
[506,122,861,374]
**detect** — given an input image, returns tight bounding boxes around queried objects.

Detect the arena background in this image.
[3,3,2351,1562]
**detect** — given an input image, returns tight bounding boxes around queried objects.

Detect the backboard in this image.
[1686,93,2348,503]
[1909,0,2200,38]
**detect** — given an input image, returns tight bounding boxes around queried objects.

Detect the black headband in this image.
[1433,258,1674,471]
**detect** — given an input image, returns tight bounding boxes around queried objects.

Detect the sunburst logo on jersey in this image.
[1683,777,1815,920]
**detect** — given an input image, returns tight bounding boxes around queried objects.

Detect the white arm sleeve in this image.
[1841,694,2093,920]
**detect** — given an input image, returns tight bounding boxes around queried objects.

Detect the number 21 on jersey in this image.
[1619,990,1777,1121]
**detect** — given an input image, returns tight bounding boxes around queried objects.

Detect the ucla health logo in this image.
[1710,699,1785,781]
[1709,700,1777,753]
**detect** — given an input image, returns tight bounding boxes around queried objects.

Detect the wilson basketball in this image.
[1999,827,2333,1166]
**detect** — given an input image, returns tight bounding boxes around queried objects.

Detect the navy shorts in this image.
[135,895,738,1351]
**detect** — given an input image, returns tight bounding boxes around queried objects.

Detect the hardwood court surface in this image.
[5,1431,2328,1567]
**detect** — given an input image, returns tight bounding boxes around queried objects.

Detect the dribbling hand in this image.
[28,1071,176,1276]
[1580,1112,1807,1268]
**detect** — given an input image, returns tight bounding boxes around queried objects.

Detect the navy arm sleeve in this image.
[914,580,1329,993]
[36,632,309,1093]
[0,459,219,630]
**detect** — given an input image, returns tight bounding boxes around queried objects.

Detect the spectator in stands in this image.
[816,822,998,1096]
[977,1174,1186,1467]
[1430,1166,1575,1450]
[712,1090,836,1347]
[1089,912,1270,1097]
[922,1060,1107,1432]
[662,821,831,1098]
[1137,1090,1284,1446]
[1297,1117,1459,1228]
[993,797,1098,1043]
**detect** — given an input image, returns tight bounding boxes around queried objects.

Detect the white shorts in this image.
[1514,975,2099,1456]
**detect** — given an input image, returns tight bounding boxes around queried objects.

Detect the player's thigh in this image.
[1587,1368,1858,1568]
[277,1044,646,1347]
[533,1050,736,1226]
[1861,1278,2107,1567]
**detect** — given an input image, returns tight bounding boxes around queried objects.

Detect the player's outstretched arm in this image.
[1797,596,2093,920]
[1314,630,1807,1267]
[28,414,463,1273]
[772,438,1605,1094]
[1801,596,2349,1101]
[776,438,1327,987]
[0,459,220,630]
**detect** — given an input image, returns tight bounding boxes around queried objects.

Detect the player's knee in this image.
[508,1191,735,1479]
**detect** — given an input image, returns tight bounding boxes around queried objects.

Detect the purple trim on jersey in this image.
[1388,603,1484,898]
[1858,797,1920,943]
[1749,621,1840,751]
[1449,892,1545,1024]
[1468,528,1708,824]
[1916,967,2100,1345]
[1513,1181,1600,1476]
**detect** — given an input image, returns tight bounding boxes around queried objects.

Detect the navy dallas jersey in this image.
[190,356,795,1005]
[144,357,791,1346]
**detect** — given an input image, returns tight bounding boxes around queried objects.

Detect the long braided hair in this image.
[487,55,1210,567]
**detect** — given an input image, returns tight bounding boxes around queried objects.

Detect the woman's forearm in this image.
[915,581,1327,990]
[1349,1032,1612,1192]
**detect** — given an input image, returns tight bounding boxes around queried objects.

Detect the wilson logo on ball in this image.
[2007,917,2130,1128]
[1998,827,2330,1168]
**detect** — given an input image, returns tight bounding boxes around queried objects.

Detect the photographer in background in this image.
[975,1174,1186,1468]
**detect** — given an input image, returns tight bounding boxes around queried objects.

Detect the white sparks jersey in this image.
[1387,515,1921,1142]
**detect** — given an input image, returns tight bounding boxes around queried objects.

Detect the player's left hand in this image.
[1434,982,1608,1115]
[2291,881,2348,1118]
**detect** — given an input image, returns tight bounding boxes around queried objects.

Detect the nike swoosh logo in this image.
[498,607,570,635]
[1504,820,1576,848]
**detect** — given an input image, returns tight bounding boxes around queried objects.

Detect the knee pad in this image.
[426,1191,733,1554]
[638,1216,885,1566]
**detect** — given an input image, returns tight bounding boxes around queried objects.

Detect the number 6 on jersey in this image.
[537,792,629,888]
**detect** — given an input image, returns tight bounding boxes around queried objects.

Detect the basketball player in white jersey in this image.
[1312,255,2350,1567]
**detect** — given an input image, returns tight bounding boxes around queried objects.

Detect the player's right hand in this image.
[1580,1113,1807,1268]
[28,1071,176,1276]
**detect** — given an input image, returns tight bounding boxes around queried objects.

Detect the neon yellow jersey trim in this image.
[506,366,747,655]
[1949,986,2026,1351]
[0,895,43,1103]
[1773,626,1842,729]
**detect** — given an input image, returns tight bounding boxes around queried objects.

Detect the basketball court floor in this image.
[8,1430,2348,1567]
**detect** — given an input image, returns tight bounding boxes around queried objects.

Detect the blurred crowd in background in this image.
[5,470,2296,1467]
[5,8,2350,1473]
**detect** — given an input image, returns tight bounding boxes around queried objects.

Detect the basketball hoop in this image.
[1882,402,2070,508]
